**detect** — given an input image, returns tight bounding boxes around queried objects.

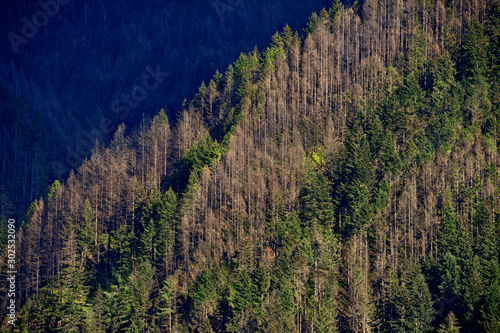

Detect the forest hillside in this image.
[1,0,500,331]
[0,0,332,220]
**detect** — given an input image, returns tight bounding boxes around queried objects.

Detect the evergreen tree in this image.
[385,263,435,332]
[155,277,177,331]
[438,252,462,317]
[438,189,459,255]
[437,312,461,333]
[480,261,500,332]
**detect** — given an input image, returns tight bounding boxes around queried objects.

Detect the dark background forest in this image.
[1,0,500,332]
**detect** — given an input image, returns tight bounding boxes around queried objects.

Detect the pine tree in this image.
[461,19,490,82]
[155,188,178,274]
[438,252,462,316]
[438,189,459,255]
[437,312,461,333]
[460,254,483,326]
[480,261,500,332]
[385,263,434,332]
[155,277,177,331]
[140,218,155,260]
[301,163,335,228]
[252,262,270,314]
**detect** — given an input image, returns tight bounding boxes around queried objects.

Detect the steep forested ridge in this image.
[0,0,332,221]
[1,0,500,331]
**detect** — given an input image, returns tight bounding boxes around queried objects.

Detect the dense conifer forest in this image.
[1,0,500,331]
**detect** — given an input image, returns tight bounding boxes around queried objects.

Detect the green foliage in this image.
[140,218,155,258]
[437,312,462,333]
[438,252,462,310]
[384,264,435,332]
[315,280,338,333]
[377,129,403,175]
[78,199,95,269]
[231,269,253,314]
[301,166,335,228]
[460,254,483,324]
[192,268,218,312]
[46,180,61,200]
[428,52,458,111]
[134,189,156,251]
[109,224,134,280]
[104,262,154,332]
[277,212,303,252]
[134,188,178,264]
[234,50,261,100]
[438,189,459,254]
[476,201,499,263]
[330,125,377,236]
[406,23,427,77]
[373,177,391,210]
[480,261,500,332]
[329,0,343,23]
[155,277,177,330]
[156,189,178,257]
[173,135,222,193]
[252,262,270,311]
[194,81,208,110]
[461,19,490,82]
[184,136,222,176]
[262,43,286,71]
[304,12,320,35]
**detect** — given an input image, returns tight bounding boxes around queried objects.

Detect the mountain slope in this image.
[0,0,333,221]
[2,0,500,331]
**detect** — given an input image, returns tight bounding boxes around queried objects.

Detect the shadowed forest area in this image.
[0,0,332,219]
[1,0,500,331]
